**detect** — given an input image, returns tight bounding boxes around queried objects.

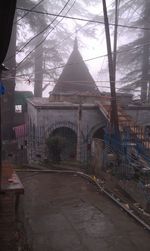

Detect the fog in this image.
[4,0,150,100]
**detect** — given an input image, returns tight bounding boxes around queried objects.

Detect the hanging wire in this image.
[15,0,45,23]
[16,6,150,31]
[6,0,73,63]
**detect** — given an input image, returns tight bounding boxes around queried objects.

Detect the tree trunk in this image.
[34,44,43,97]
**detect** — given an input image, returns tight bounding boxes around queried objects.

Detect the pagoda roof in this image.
[52,38,100,95]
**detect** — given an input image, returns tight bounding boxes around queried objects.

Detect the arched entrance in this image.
[87,125,105,162]
[48,127,77,161]
[92,127,104,140]
[88,123,105,142]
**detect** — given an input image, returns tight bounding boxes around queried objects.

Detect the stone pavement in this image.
[19,172,150,251]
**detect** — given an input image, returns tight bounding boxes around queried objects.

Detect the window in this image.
[15,105,22,113]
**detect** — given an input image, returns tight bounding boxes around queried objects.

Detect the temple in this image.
[27,39,106,164]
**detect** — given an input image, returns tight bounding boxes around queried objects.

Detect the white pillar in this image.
[76,103,82,161]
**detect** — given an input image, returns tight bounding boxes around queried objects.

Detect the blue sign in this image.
[0,83,5,95]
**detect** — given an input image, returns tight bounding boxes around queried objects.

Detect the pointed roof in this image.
[52,39,100,95]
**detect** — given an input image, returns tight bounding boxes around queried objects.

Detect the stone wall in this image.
[125,106,150,126]
[91,139,104,175]
[119,179,150,211]
[49,93,101,104]
[27,102,107,164]
[0,192,17,250]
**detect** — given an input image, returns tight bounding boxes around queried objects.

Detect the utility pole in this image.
[113,0,119,84]
[102,0,120,136]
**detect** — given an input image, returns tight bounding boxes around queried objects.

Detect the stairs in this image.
[96,96,150,165]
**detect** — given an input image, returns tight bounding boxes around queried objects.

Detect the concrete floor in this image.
[19,172,150,251]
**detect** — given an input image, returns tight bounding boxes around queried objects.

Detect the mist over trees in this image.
[3,0,150,103]
[10,0,99,97]
[116,0,150,102]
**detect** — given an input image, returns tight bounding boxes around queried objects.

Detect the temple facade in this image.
[27,39,107,164]
[27,39,150,165]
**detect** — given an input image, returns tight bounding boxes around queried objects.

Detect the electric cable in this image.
[16,6,150,31]
[16,0,76,69]
[15,38,150,72]
[6,1,115,65]
[5,76,149,94]
[6,1,113,66]
[6,0,72,63]
[15,0,45,23]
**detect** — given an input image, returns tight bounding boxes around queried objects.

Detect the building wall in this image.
[28,102,38,125]
[27,103,106,164]
[125,107,150,126]
[91,138,104,175]
[27,98,150,165]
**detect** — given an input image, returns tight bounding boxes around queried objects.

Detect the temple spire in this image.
[52,35,100,94]
[73,37,78,50]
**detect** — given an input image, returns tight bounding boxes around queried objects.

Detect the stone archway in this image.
[92,127,104,140]
[47,126,77,161]
[88,123,105,142]
[86,123,105,162]
[46,121,77,137]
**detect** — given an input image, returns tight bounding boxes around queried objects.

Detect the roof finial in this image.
[74,29,78,50]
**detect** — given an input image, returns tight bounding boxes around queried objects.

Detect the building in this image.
[27,39,150,165]
[27,39,107,164]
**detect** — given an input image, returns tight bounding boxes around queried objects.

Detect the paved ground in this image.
[18,171,150,251]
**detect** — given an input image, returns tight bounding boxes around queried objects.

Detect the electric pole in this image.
[113,0,119,83]
[102,0,120,136]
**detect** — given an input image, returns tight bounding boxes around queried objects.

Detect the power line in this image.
[3,74,149,95]
[14,7,150,69]
[15,20,93,69]
[11,78,139,87]
[6,8,150,80]
[20,18,100,68]
[16,6,150,31]
[16,0,113,63]
[15,38,150,72]
[15,0,45,23]
[7,1,113,66]
[16,0,76,69]
[4,35,150,83]
[15,80,149,94]
[2,74,149,92]
[6,0,72,63]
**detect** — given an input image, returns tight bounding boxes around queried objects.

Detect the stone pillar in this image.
[76,104,82,161]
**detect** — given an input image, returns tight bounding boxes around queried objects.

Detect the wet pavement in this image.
[19,172,150,251]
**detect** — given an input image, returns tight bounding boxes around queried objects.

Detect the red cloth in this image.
[13,124,27,138]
